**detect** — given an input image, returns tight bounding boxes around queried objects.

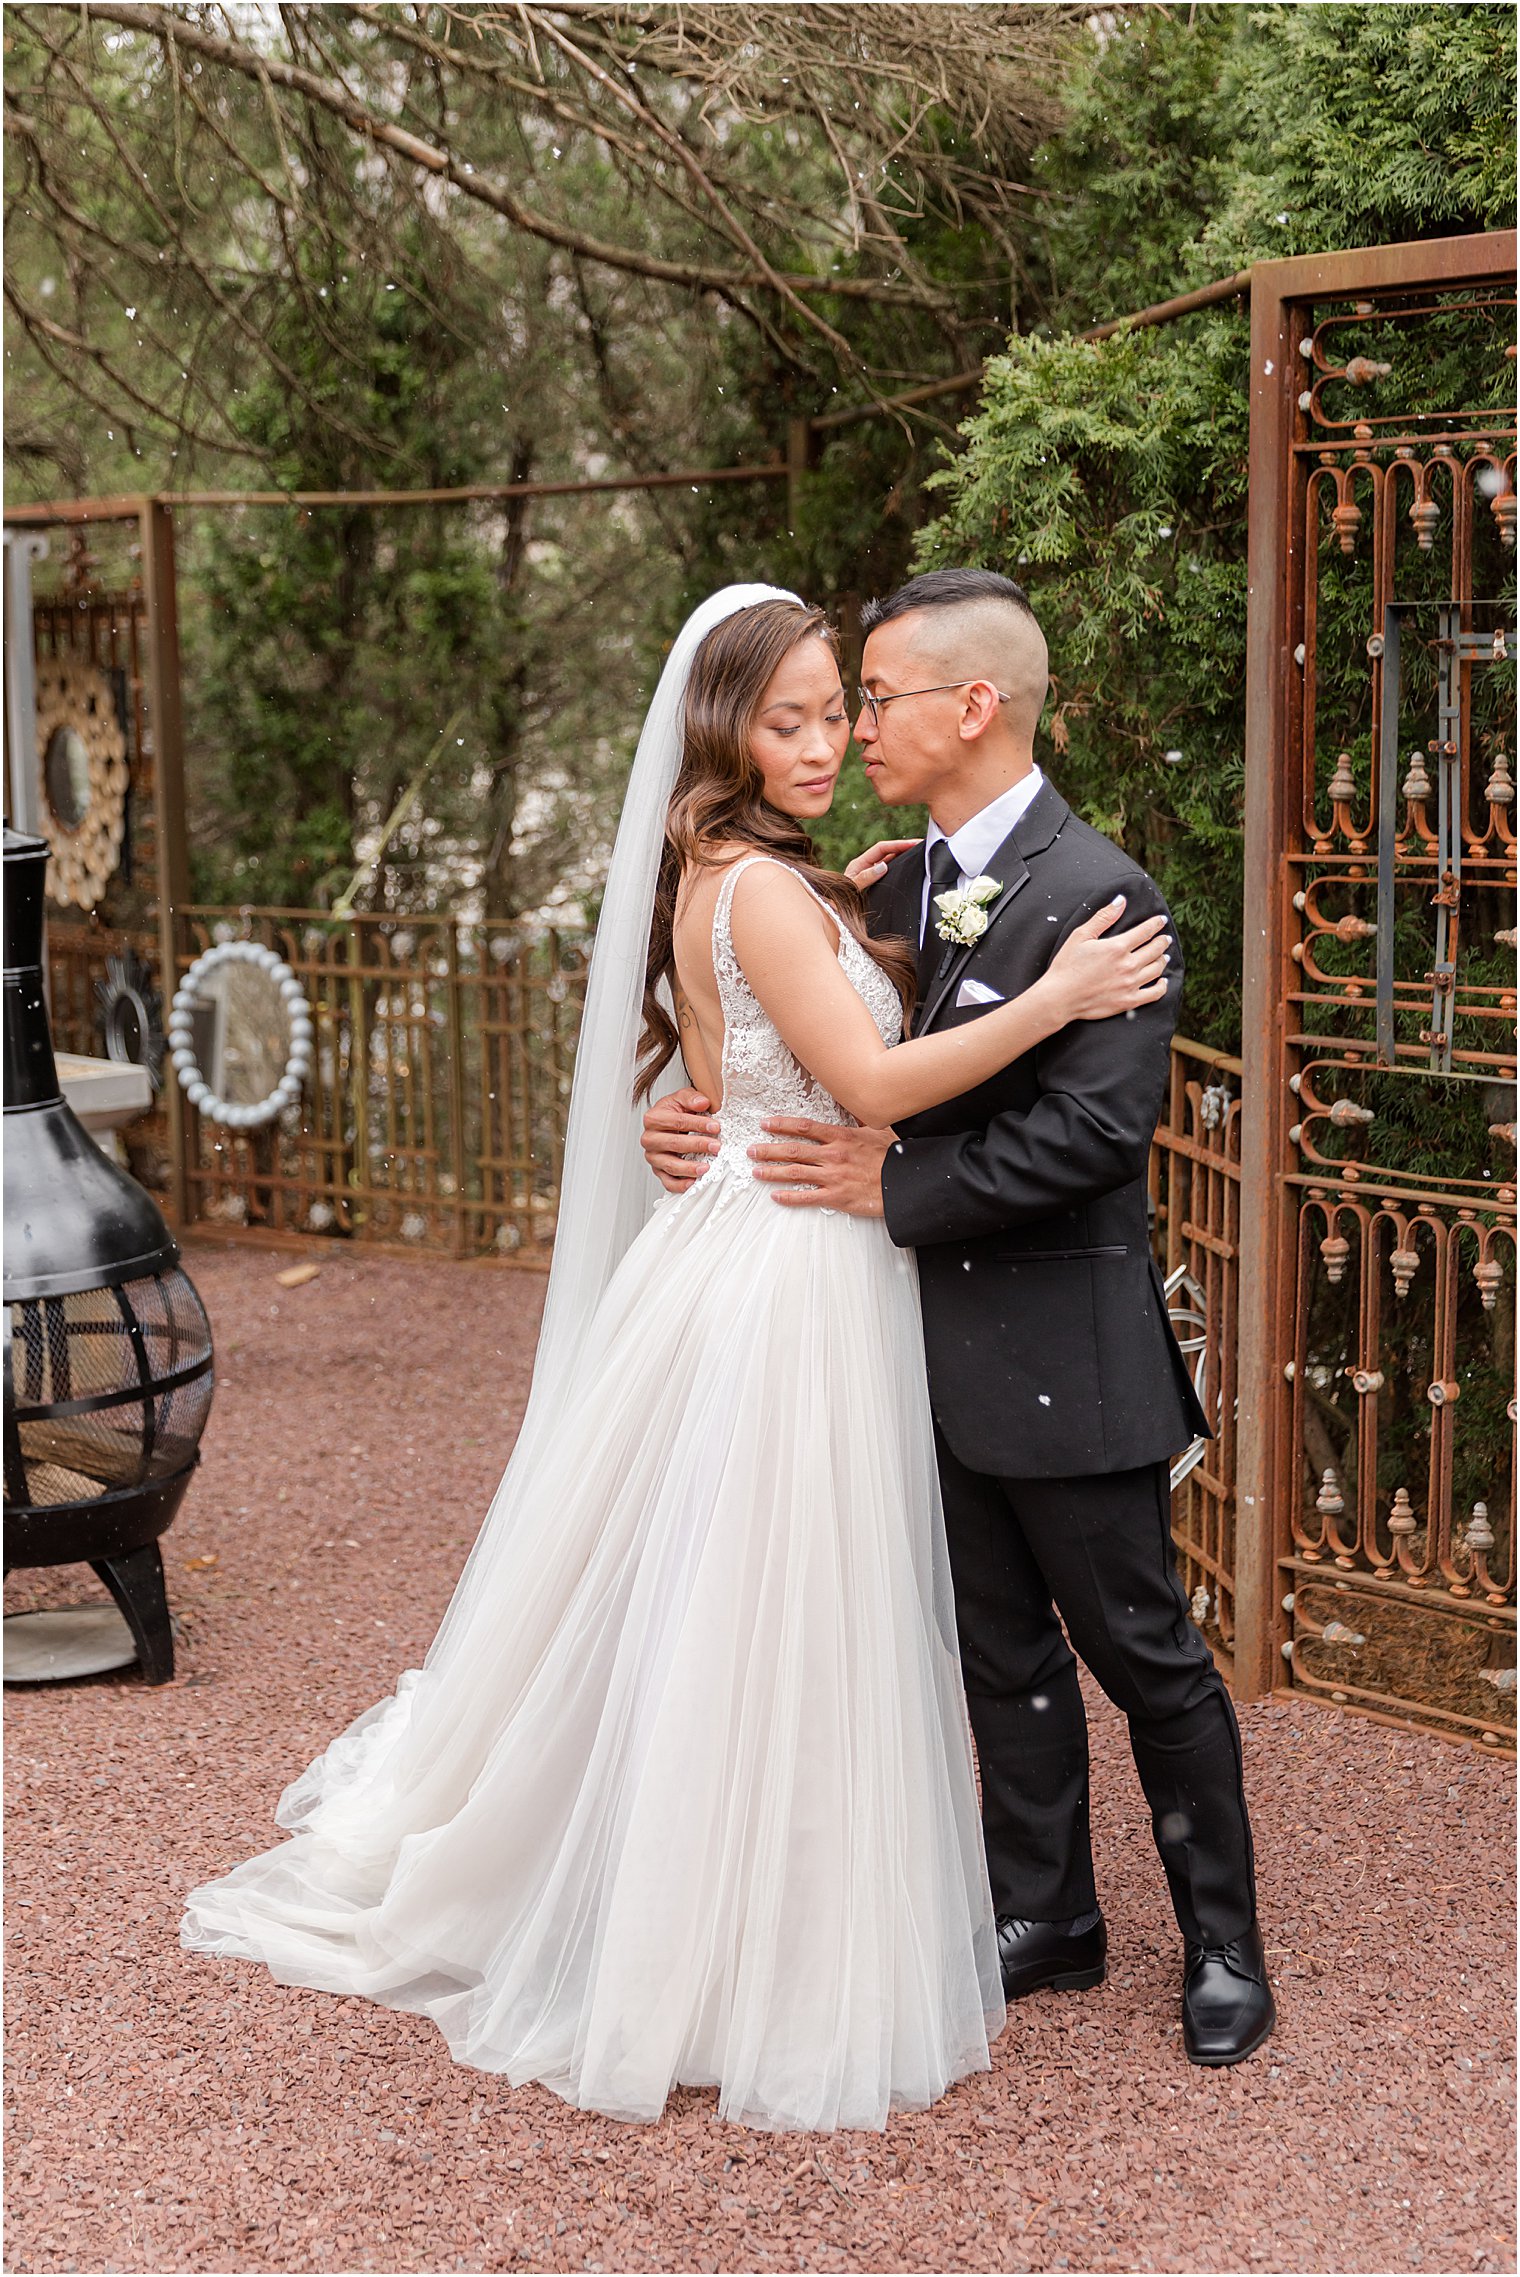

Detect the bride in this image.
[182,585,1169,2133]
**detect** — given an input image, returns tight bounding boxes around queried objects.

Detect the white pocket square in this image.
[955,977,1005,1008]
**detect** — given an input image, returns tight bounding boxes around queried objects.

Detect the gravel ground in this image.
[5,1241,1515,2277]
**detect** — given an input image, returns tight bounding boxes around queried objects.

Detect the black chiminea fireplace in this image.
[3,829,214,1683]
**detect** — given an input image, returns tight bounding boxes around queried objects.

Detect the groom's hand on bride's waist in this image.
[641,1087,721,1192]
[751,1119,896,1217]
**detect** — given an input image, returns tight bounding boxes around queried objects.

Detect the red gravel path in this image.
[5,1242,1515,2275]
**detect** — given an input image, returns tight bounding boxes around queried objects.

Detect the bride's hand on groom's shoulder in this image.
[845,838,921,890]
[642,1088,721,1192]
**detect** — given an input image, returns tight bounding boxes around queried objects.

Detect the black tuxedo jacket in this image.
[865,778,1209,1479]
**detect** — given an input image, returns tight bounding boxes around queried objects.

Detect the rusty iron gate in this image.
[1238,233,1517,1748]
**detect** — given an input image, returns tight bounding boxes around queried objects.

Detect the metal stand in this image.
[91,1543,175,1684]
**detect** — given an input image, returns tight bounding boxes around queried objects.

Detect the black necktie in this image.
[917,837,963,1000]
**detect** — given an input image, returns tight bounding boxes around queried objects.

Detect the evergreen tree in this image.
[917,1,1517,1044]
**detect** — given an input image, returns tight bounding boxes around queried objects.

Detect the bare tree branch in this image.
[520,6,869,369]
[349,5,868,297]
[77,3,960,313]
[7,49,395,463]
[2,274,268,461]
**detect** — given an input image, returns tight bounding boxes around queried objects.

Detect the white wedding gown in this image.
[182,857,1004,2132]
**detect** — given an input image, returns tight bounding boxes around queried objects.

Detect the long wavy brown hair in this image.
[636,599,917,1102]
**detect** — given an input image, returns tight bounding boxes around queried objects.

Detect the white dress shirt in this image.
[918,766,1044,945]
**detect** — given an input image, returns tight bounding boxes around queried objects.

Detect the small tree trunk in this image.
[480,443,534,920]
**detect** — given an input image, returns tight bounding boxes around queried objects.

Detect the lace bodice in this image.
[705,856,903,1176]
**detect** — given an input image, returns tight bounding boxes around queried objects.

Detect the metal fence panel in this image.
[171,909,588,1259]
[1151,1039,1243,1678]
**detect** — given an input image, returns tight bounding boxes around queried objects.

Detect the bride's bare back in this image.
[671,846,840,1111]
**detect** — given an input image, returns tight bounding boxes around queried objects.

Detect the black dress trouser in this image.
[934,1427,1258,1948]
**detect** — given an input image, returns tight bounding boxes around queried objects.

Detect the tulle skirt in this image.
[181,1167,1004,2132]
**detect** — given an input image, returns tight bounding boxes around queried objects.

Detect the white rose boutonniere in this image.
[933,873,1002,947]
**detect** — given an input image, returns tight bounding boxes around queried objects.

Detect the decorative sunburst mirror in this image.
[95,948,166,1089]
[33,654,130,909]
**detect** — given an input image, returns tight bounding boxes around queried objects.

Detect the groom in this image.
[642,567,1274,2066]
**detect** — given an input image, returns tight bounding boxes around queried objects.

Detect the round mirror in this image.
[43,725,92,831]
[168,942,313,1130]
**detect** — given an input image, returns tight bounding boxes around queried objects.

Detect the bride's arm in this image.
[727,863,1169,1128]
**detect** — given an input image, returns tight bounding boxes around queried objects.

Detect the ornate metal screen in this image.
[1242,235,1516,1748]
[1151,1039,1243,1680]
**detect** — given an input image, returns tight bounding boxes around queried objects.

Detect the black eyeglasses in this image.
[856,681,1010,730]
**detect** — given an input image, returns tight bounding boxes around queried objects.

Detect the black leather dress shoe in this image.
[997,1911,1107,1998]
[1181,1922,1276,2065]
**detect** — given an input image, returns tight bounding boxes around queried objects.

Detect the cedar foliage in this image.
[916,1,1517,1047]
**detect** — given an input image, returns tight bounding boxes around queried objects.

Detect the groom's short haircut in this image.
[862,569,1049,739]
[859,568,1039,636]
